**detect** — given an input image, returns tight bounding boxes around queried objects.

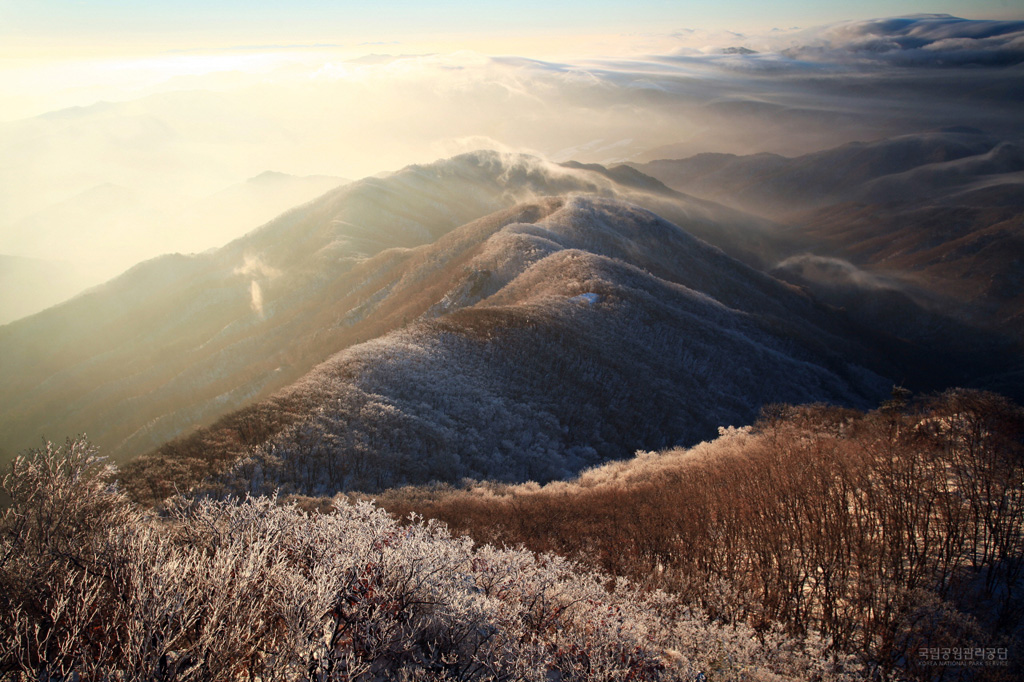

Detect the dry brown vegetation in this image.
[5,391,1023,680]
[367,389,1024,680]
[1,438,857,682]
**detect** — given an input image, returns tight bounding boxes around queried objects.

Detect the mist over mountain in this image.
[632,128,1024,385]
[121,127,1024,500]
[0,170,349,321]
[775,14,1024,67]
[0,152,776,469]
[2,121,1020,504]
[632,128,1020,217]
[0,13,1019,490]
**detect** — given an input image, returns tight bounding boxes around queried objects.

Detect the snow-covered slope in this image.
[128,195,889,498]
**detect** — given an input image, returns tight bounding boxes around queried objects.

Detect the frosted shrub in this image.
[0,438,858,681]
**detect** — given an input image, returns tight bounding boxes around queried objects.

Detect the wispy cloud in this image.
[249,280,265,316]
[775,255,901,291]
[166,43,348,54]
[234,255,281,280]
[235,255,280,317]
[776,14,1024,67]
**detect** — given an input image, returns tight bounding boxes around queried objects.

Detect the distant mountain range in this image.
[631,128,1020,217]
[631,127,1024,392]
[3,134,1022,501]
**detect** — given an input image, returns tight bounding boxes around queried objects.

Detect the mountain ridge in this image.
[0,153,775,467]
[123,194,891,501]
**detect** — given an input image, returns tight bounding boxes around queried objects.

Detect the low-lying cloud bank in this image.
[779,14,1024,67]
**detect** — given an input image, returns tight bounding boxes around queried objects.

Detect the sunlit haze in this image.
[0,0,1022,322]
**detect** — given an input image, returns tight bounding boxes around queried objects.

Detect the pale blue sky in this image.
[3,0,1021,52]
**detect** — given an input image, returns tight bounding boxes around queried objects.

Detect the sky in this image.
[2,0,1022,119]
[3,0,1022,56]
[0,1,1022,322]
[0,0,1019,123]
